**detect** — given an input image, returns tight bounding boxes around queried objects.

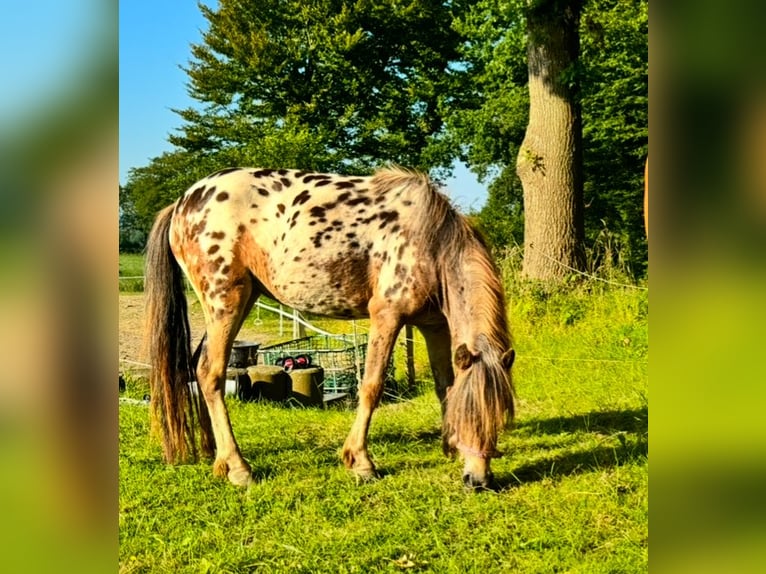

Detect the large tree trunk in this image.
[517,0,585,281]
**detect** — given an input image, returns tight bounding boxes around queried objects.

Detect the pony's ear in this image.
[501,349,516,370]
[454,343,479,370]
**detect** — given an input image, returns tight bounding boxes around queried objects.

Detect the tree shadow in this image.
[237,406,648,488]
[513,406,648,436]
[494,406,648,491]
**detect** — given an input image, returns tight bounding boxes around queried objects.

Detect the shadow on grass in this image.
[514,406,648,436]
[235,407,648,488]
[495,406,648,490]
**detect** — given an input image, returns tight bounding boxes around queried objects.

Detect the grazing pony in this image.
[144,166,515,489]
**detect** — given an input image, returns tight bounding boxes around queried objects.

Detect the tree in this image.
[516,0,585,281]
[171,0,467,175]
[119,185,146,252]
[448,0,529,252]
[121,149,228,240]
[448,0,647,276]
[580,0,648,274]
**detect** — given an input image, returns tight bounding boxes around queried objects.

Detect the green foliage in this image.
[120,0,476,245]
[120,267,648,572]
[580,0,649,274]
[448,0,648,275]
[121,0,648,271]
[119,253,147,292]
[172,0,466,174]
[119,185,146,253]
[121,149,235,239]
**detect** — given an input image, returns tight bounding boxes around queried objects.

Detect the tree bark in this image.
[517,0,585,281]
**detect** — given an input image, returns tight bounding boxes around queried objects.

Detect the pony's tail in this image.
[144,204,214,463]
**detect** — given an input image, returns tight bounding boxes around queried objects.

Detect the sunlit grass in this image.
[119,251,648,572]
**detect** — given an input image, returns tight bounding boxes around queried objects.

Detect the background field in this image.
[119,253,648,573]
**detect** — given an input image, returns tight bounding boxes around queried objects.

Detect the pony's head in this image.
[444,337,515,490]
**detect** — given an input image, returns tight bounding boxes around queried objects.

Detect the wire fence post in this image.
[405,325,415,391]
[293,308,306,339]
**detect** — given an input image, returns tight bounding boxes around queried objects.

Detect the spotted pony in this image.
[144,166,515,490]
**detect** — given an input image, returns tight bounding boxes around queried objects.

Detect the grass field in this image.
[119,253,648,573]
[119,253,146,291]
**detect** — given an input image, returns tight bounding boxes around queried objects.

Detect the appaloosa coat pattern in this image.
[145,166,515,490]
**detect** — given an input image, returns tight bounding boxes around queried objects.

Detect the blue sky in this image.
[119,1,487,211]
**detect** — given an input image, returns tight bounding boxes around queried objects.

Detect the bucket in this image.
[247,365,290,402]
[228,341,260,367]
[188,377,247,399]
[289,366,325,407]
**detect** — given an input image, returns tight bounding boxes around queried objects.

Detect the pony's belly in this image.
[268,279,370,319]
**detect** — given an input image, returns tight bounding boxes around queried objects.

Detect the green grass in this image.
[119,253,146,291]
[119,253,648,573]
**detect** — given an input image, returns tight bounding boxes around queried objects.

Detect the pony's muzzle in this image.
[462,471,496,492]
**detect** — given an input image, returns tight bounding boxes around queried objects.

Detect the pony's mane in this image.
[371,166,453,245]
[371,166,516,456]
[371,166,510,353]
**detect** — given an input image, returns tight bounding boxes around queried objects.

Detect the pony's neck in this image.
[441,244,510,356]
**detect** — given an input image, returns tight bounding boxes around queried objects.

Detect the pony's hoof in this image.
[462,472,496,493]
[353,466,379,484]
[228,467,254,488]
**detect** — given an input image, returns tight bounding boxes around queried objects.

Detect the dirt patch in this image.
[119,293,271,375]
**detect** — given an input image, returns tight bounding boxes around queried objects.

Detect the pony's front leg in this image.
[418,322,455,453]
[342,306,402,481]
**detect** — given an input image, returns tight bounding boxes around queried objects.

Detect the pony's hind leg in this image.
[342,300,403,480]
[195,276,258,487]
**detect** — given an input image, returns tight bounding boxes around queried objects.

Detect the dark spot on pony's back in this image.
[292,189,311,206]
[303,174,331,184]
[347,196,372,207]
[335,181,356,190]
[310,206,326,219]
[187,185,206,203]
[207,245,220,255]
[277,204,286,214]
[272,181,283,192]
[210,167,241,177]
[258,188,270,197]
[211,231,225,240]
[378,211,399,229]
[181,185,217,215]
[216,192,229,202]
[280,177,292,187]
[251,169,274,178]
